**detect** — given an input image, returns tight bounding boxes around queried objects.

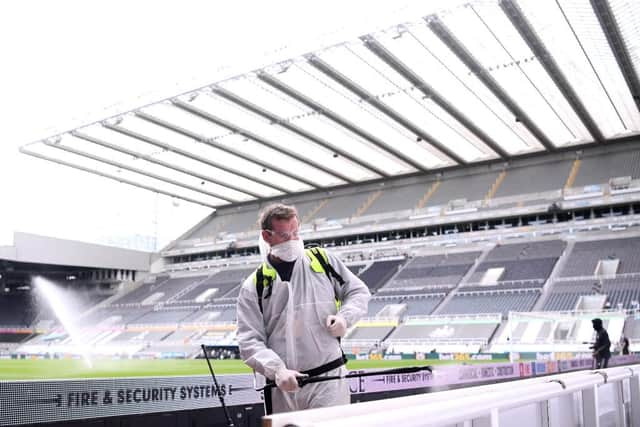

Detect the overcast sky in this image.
[0,0,455,250]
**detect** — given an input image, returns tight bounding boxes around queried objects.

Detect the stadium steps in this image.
[165,273,216,304]
[484,170,507,206]
[431,246,493,315]
[85,277,149,311]
[564,159,582,189]
[416,180,441,209]
[532,239,575,311]
[354,190,382,218]
[302,198,329,223]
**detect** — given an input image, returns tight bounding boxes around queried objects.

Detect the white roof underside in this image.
[21,0,640,209]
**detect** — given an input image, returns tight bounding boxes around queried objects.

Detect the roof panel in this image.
[154,151,282,198]
[610,0,640,79]
[186,93,347,187]
[467,2,592,146]
[22,0,640,209]
[140,103,232,139]
[517,0,637,138]
[276,62,449,169]
[318,42,496,162]
[291,114,413,175]
[26,143,228,207]
[118,114,311,192]
[377,24,539,155]
[559,0,640,133]
[219,75,312,119]
[62,134,253,203]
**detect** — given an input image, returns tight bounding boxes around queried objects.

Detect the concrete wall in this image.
[7,232,152,271]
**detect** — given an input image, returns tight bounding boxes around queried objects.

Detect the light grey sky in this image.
[0,0,453,250]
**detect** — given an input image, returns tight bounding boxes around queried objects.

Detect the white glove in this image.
[275,367,307,392]
[326,314,347,338]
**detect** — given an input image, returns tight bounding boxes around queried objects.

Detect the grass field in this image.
[0,358,507,380]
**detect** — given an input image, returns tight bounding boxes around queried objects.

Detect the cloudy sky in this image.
[0,0,455,250]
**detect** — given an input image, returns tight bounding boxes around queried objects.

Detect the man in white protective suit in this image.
[236,203,371,414]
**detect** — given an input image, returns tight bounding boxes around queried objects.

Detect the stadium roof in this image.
[20,0,640,209]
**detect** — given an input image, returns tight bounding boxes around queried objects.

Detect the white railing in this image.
[404,312,502,322]
[554,272,640,282]
[265,364,640,427]
[387,337,487,345]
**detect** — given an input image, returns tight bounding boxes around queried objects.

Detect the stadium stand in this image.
[425,172,497,207]
[0,294,36,326]
[572,149,640,187]
[5,144,640,360]
[440,290,540,316]
[493,160,573,198]
[174,268,255,302]
[559,237,640,277]
[383,251,480,290]
[364,182,430,215]
[357,259,406,292]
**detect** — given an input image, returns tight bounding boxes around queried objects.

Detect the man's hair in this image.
[259,203,298,230]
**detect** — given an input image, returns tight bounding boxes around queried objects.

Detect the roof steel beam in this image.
[72,131,260,199]
[426,14,557,151]
[306,55,467,166]
[44,142,234,203]
[147,101,334,188]
[590,0,640,113]
[362,35,509,159]
[20,147,218,208]
[211,86,389,178]
[103,123,291,194]
[137,109,354,184]
[498,0,605,142]
[258,72,428,173]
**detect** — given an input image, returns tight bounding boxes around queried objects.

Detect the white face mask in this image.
[270,239,304,262]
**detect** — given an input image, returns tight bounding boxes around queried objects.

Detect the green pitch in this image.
[0,358,506,381]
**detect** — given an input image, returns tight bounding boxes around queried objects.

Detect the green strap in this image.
[254,249,345,314]
[307,247,345,286]
[254,262,276,314]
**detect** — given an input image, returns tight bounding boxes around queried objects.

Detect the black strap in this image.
[310,248,345,286]
[301,354,347,377]
[255,267,274,314]
[263,380,274,415]
[255,267,265,314]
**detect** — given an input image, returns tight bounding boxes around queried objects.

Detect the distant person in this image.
[236,203,371,414]
[590,318,611,369]
[621,336,630,355]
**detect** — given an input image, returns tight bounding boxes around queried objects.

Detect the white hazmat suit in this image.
[236,248,370,413]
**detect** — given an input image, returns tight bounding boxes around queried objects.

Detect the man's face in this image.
[262,216,300,247]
